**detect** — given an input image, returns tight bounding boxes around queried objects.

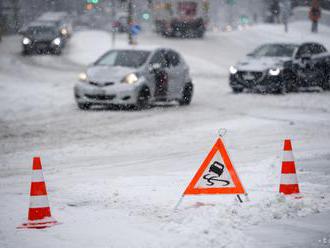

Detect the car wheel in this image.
[135,87,150,110]
[53,49,62,55]
[22,49,31,56]
[232,87,243,94]
[278,83,288,94]
[179,83,193,106]
[78,103,91,110]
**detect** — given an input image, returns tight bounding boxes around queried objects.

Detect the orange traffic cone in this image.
[17,157,58,229]
[279,139,300,195]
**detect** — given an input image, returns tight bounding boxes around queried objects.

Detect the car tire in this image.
[278,83,288,94]
[179,83,193,106]
[232,87,243,94]
[78,103,91,110]
[53,49,62,55]
[135,87,150,110]
[22,49,31,56]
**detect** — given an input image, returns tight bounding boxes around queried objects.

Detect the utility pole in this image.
[111,0,116,48]
[128,0,133,45]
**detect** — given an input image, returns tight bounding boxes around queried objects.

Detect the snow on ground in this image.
[0,21,330,248]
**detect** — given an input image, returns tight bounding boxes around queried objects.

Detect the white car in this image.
[74,48,193,109]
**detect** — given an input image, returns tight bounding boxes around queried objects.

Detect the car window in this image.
[317,44,327,53]
[149,50,169,68]
[166,50,180,67]
[296,44,325,58]
[250,44,297,58]
[27,26,57,36]
[95,50,150,68]
[296,46,307,58]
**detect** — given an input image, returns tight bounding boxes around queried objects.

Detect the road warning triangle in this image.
[184,138,245,195]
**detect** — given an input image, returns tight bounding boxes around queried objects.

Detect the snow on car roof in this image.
[109,45,167,53]
[260,42,299,46]
[27,21,58,28]
[38,12,69,22]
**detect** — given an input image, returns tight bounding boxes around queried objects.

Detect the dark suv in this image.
[20,23,65,55]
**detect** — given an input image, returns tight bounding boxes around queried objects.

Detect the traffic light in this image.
[87,0,99,3]
[85,0,99,11]
[226,0,236,5]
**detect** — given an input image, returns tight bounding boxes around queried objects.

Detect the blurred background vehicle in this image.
[74,48,193,109]
[153,0,208,38]
[37,12,73,39]
[19,22,65,55]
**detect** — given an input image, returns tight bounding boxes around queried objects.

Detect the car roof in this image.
[260,42,300,47]
[28,21,57,27]
[300,42,324,46]
[109,46,178,53]
[38,11,69,21]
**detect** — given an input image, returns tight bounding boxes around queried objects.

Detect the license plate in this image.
[243,72,255,80]
[93,89,106,95]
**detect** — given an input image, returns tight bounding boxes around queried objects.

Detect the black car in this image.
[229,42,330,93]
[37,12,73,39]
[20,23,65,55]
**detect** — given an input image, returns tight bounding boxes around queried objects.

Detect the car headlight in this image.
[22,37,31,45]
[78,72,88,82]
[229,65,238,74]
[52,37,61,46]
[269,68,281,76]
[121,73,138,84]
[61,28,68,36]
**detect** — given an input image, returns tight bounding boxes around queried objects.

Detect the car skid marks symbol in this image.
[202,161,230,186]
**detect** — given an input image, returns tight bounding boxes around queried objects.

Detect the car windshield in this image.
[95,50,151,68]
[27,26,57,36]
[250,44,298,58]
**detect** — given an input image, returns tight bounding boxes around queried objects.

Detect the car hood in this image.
[26,34,58,42]
[235,56,291,72]
[86,66,136,84]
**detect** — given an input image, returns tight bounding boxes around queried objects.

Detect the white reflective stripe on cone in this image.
[29,195,50,208]
[280,173,298,184]
[31,170,45,182]
[282,151,294,162]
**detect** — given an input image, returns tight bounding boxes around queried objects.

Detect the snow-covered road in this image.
[0,22,330,248]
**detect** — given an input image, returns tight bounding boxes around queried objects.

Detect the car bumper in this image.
[74,82,140,105]
[23,42,62,53]
[229,73,283,93]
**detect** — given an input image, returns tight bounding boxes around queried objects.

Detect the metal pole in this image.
[111,0,116,48]
[128,0,133,45]
[174,195,184,211]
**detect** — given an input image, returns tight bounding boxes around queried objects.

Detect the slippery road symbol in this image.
[202,161,230,186]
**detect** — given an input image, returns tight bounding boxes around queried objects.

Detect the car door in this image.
[147,49,170,99]
[165,50,185,99]
[294,43,324,86]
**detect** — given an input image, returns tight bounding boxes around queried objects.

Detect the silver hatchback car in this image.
[74,48,193,109]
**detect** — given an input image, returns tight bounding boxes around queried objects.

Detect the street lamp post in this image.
[128,0,134,45]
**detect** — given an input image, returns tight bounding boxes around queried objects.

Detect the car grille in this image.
[34,41,50,48]
[85,94,116,101]
[89,81,115,87]
[237,71,265,84]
